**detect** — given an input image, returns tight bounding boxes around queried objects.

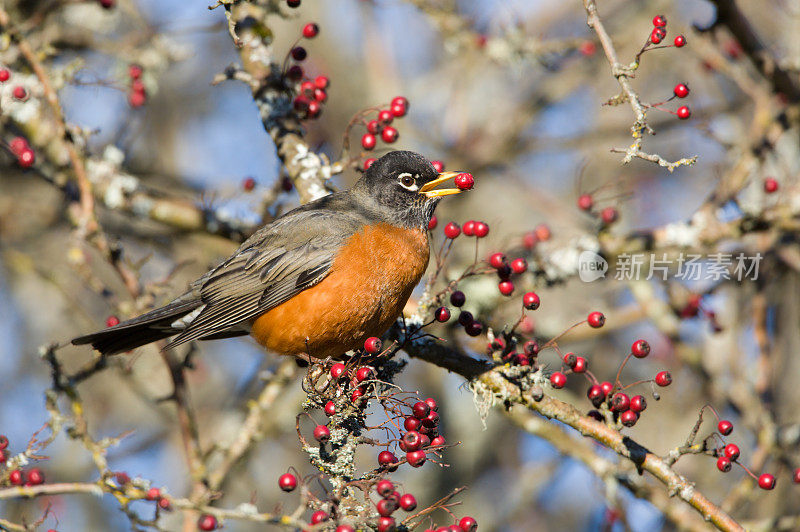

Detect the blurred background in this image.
[1,0,799,530]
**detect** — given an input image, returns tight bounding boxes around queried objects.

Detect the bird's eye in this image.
[397,173,418,191]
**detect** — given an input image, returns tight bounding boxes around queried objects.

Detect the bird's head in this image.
[355,150,469,229]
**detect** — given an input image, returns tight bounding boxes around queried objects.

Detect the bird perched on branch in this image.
[72,151,469,359]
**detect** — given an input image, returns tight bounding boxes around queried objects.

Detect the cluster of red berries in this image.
[522,223,551,249]
[439,218,488,241]
[290,22,331,120]
[127,64,146,108]
[644,16,691,120]
[0,68,28,103]
[579,340,672,428]
[359,97,409,155]
[434,290,483,336]
[9,136,35,169]
[380,398,444,472]
[2,436,46,487]
[678,293,722,332]
[425,516,478,532]
[706,416,778,490]
[371,479,418,532]
[487,252,533,298]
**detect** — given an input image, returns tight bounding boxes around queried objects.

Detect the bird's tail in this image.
[71,295,203,356]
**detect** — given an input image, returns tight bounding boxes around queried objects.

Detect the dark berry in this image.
[450,291,466,307]
[465,321,483,336]
[286,0,301,7]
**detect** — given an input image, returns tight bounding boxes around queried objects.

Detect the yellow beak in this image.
[419,171,466,198]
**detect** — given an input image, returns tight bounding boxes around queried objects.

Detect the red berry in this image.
[454,173,474,190]
[620,410,638,427]
[435,307,450,322]
[105,315,120,327]
[724,443,740,461]
[466,320,483,336]
[677,106,691,120]
[27,468,44,485]
[293,96,310,112]
[364,337,382,354]
[378,109,394,125]
[498,281,515,296]
[311,510,329,524]
[510,258,527,274]
[428,215,438,230]
[473,221,489,238]
[563,352,577,368]
[578,41,596,56]
[381,126,399,143]
[523,340,539,357]
[717,420,733,436]
[9,136,28,154]
[330,363,346,379]
[522,292,540,310]
[0,69,9,82]
[146,487,161,500]
[361,133,376,150]
[577,194,593,211]
[673,83,690,98]
[377,498,398,517]
[600,206,618,224]
[313,88,326,102]
[366,119,381,134]
[630,395,647,413]
[158,497,171,510]
[408,400,429,419]
[444,222,461,239]
[431,434,445,446]
[535,223,551,241]
[364,158,376,170]
[631,339,650,358]
[376,479,394,497]
[129,90,146,107]
[314,75,329,89]
[302,22,319,38]
[431,160,444,172]
[600,381,614,396]
[462,220,476,236]
[422,410,439,428]
[401,430,422,452]
[550,372,567,389]
[12,85,26,100]
[399,493,417,511]
[198,514,218,531]
[611,393,630,412]
[242,177,256,191]
[128,64,143,80]
[652,15,667,27]
[18,148,35,168]
[406,450,426,467]
[0,436,7,450]
[307,100,321,118]
[425,398,438,411]
[324,400,336,416]
[313,424,330,442]
[587,311,605,328]
[655,371,672,387]
[356,366,374,382]
[587,385,605,406]
[793,468,800,484]
[404,416,420,431]
[279,472,298,491]
[9,470,23,485]
[764,177,778,193]
[377,516,396,532]
[758,473,775,490]
[573,356,588,373]
[450,290,466,307]
[390,96,408,117]
[489,253,507,269]
[351,387,365,403]
[459,516,478,532]
[650,28,664,45]
[378,450,398,468]
[522,232,537,249]
[716,456,732,472]
[674,35,687,47]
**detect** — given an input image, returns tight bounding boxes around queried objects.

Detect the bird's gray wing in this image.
[162,207,364,350]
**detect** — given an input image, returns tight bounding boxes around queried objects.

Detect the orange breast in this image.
[250,223,429,358]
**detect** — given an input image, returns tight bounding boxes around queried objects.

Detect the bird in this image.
[72,150,468,359]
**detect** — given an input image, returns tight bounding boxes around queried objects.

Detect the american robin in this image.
[72,151,467,359]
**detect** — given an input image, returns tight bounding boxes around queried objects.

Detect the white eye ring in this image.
[397,172,418,191]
